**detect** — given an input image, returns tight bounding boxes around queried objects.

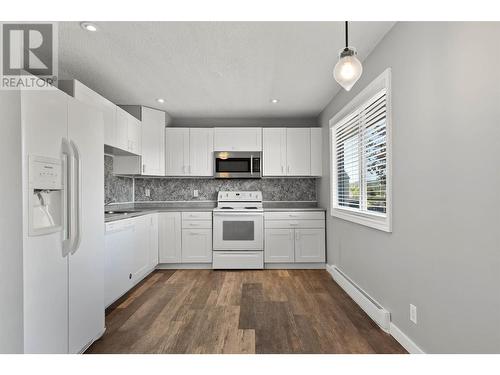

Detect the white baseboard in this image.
[156,263,212,269]
[326,264,425,353]
[326,264,391,332]
[390,323,425,354]
[265,263,326,269]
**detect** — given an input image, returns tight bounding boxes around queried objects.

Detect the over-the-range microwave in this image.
[214,151,261,179]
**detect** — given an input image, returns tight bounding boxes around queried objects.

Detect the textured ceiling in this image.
[58,21,394,119]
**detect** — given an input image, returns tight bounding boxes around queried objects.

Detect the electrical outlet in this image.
[410,304,417,324]
[145,188,150,197]
[193,189,199,198]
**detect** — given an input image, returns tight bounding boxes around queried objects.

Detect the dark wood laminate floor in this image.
[87,269,406,354]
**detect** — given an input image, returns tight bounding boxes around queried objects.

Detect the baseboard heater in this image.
[326,264,391,332]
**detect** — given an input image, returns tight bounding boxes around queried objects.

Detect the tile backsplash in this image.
[105,155,133,203]
[134,177,316,202]
[105,155,317,203]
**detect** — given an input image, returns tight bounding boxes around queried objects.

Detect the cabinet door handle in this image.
[295,231,300,240]
[142,164,145,173]
[287,165,290,173]
[281,165,284,173]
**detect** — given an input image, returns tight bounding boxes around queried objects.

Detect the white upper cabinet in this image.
[165,128,213,176]
[189,128,214,176]
[286,128,311,176]
[214,127,262,151]
[263,128,287,176]
[310,128,322,176]
[115,107,131,151]
[127,115,142,155]
[263,127,321,177]
[58,79,116,147]
[165,128,190,176]
[141,107,165,176]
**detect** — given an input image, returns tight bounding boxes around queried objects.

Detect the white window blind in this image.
[334,89,388,216]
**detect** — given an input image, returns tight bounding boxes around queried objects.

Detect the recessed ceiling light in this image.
[156,98,165,104]
[271,99,279,103]
[80,22,98,32]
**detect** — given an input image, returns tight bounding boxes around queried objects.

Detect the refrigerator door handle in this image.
[70,140,82,255]
[62,137,75,257]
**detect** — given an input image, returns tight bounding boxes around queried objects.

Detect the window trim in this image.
[329,68,392,232]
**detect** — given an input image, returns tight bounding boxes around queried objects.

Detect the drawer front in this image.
[265,219,325,229]
[182,211,212,221]
[212,251,264,269]
[264,211,325,221]
[182,220,212,229]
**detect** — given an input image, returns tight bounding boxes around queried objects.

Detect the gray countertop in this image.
[105,201,325,222]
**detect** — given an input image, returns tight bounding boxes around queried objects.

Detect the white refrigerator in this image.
[21,83,105,353]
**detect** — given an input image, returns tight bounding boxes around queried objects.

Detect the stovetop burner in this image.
[214,191,263,212]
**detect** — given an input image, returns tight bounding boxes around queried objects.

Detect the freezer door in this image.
[67,98,105,353]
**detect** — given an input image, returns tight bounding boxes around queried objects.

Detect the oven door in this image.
[213,212,263,251]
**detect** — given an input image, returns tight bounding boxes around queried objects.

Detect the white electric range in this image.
[212,191,264,269]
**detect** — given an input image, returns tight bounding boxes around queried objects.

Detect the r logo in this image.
[2,23,54,76]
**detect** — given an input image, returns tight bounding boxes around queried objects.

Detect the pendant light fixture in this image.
[334,21,363,91]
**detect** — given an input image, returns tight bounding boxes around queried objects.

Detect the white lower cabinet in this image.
[148,213,159,270]
[181,229,213,263]
[158,211,212,264]
[264,228,295,263]
[158,212,182,263]
[264,211,325,264]
[132,215,151,283]
[294,228,325,263]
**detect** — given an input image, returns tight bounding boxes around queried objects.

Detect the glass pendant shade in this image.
[334,47,363,91]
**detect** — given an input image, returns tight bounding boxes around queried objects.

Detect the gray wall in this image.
[318,22,500,353]
[0,91,24,353]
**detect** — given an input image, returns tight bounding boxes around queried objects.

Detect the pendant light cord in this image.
[345,21,348,49]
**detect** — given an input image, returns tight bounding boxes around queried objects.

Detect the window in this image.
[330,69,392,232]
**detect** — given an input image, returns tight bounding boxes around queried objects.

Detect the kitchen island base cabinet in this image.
[181,229,212,263]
